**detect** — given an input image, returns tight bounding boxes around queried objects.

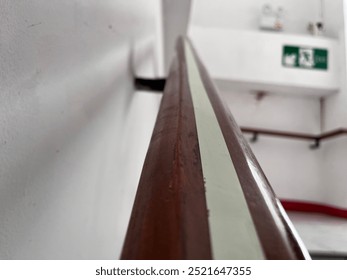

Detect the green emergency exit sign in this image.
[282,45,328,70]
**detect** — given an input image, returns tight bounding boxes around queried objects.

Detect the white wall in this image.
[0,0,161,259]
[323,0,347,130]
[160,0,192,74]
[321,137,347,209]
[190,0,322,35]
[323,0,345,39]
[251,138,323,202]
[320,0,347,210]
[221,91,321,133]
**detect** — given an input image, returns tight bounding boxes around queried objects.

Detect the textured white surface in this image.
[0,0,161,259]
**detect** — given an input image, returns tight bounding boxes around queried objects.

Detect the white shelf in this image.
[190,27,340,97]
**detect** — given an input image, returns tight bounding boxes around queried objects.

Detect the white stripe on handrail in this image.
[185,40,265,259]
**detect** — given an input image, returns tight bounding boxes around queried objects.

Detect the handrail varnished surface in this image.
[121,37,309,260]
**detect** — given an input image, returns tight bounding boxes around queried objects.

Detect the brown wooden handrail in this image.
[320,128,347,140]
[121,37,309,260]
[241,127,347,149]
